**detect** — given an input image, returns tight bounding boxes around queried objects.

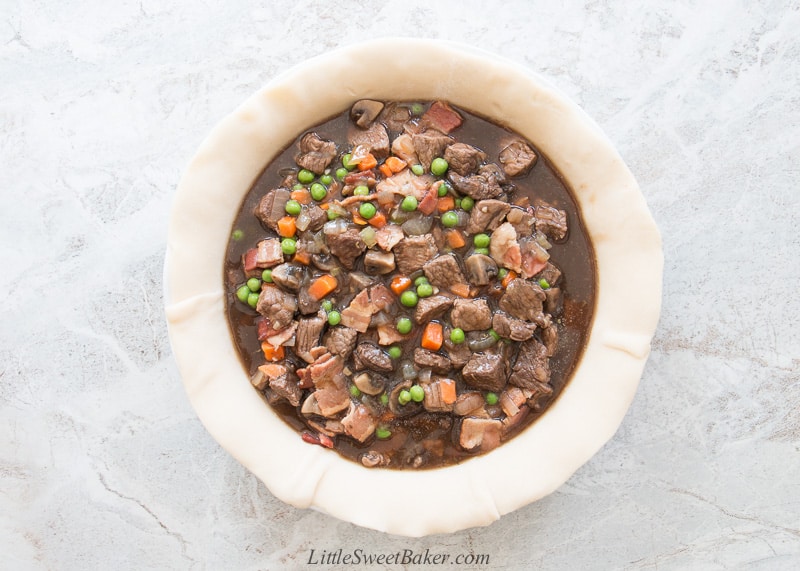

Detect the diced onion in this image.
[360,226,377,248]
[401,216,433,236]
[324,218,349,235]
[296,211,311,232]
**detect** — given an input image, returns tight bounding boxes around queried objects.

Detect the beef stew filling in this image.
[225,100,596,469]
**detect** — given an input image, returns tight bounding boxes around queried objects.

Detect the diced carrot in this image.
[277,216,296,238]
[421,322,443,351]
[291,188,312,204]
[319,202,330,210]
[258,363,286,379]
[351,209,368,225]
[384,156,407,173]
[418,183,439,215]
[390,276,412,296]
[293,249,311,265]
[501,270,517,288]
[261,342,285,362]
[439,378,457,405]
[379,163,393,178]
[307,274,338,300]
[358,153,377,171]
[446,229,466,249]
[437,195,455,213]
[450,283,471,298]
[368,211,387,229]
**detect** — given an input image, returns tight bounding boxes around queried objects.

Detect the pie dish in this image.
[165,38,662,536]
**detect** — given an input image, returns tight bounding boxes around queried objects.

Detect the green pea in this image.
[474,247,489,255]
[336,167,348,180]
[411,103,424,115]
[461,196,475,211]
[538,278,551,289]
[281,238,297,255]
[400,290,418,307]
[320,174,333,185]
[327,310,341,326]
[416,283,433,298]
[380,393,389,406]
[236,285,250,303]
[292,183,305,191]
[246,277,261,292]
[321,299,333,312]
[498,268,508,279]
[437,181,450,197]
[441,211,459,228]
[359,202,377,220]
[285,199,302,216]
[247,292,259,308]
[262,269,273,283]
[455,198,462,209]
[396,317,412,335]
[473,233,490,248]
[349,384,362,398]
[411,164,424,176]
[485,392,499,405]
[231,229,243,241]
[388,346,402,359]
[450,327,465,344]
[488,329,501,342]
[342,153,356,171]
[310,183,327,201]
[298,169,315,184]
[327,209,339,220]
[414,275,429,286]
[376,425,392,439]
[409,385,425,402]
[398,389,412,405]
[401,195,418,212]
[353,185,370,196]
[430,157,449,176]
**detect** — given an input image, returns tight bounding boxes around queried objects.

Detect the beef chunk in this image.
[450,298,492,331]
[544,286,562,315]
[295,313,327,363]
[499,139,538,177]
[348,122,390,159]
[448,166,504,200]
[443,142,486,176]
[341,403,378,443]
[413,348,452,375]
[492,311,537,342]
[420,101,463,134]
[537,262,562,287]
[412,131,452,170]
[394,234,438,275]
[375,224,404,251]
[461,353,507,392]
[509,338,551,388]
[323,326,358,360]
[444,338,472,369]
[479,163,507,186]
[353,343,394,373]
[325,228,366,270]
[296,132,336,174]
[256,286,297,330]
[506,206,536,237]
[459,418,502,452]
[499,279,545,323]
[541,323,558,357]
[254,188,291,231]
[534,204,568,241]
[422,254,466,289]
[466,199,511,233]
[363,250,396,275]
[464,254,498,286]
[413,295,454,325]
[297,286,321,315]
[268,371,302,407]
[306,204,328,232]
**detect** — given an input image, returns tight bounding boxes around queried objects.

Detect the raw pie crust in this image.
[165,39,662,537]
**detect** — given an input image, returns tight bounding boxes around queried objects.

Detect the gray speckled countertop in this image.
[2,1,799,569]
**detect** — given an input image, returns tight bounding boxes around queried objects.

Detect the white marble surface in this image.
[2,1,799,569]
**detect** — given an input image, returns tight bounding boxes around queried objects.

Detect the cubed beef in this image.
[353,343,394,373]
[323,326,358,360]
[498,139,538,177]
[479,163,507,185]
[466,199,510,233]
[256,286,297,330]
[461,353,507,392]
[458,418,502,452]
[394,234,438,275]
[509,338,551,388]
[306,204,328,231]
[499,279,545,323]
[544,286,562,316]
[541,323,558,356]
[375,224,404,251]
[537,262,562,287]
[420,101,463,134]
[379,102,410,133]
[492,311,537,342]
[506,206,536,237]
[296,132,337,174]
[450,298,492,331]
[534,204,568,241]
[348,122,390,159]
[448,163,505,200]
[341,403,378,443]
[444,338,472,369]
[364,250,396,275]
[325,228,366,270]
[295,313,327,363]
[412,131,452,169]
[254,188,291,231]
[464,254,498,286]
[413,348,452,375]
[268,371,302,407]
[297,286,321,315]
[413,294,454,325]
[422,254,466,289]
[443,142,486,176]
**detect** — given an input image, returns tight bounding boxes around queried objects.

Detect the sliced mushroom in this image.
[270,263,305,292]
[464,254,498,286]
[363,250,396,275]
[360,450,389,468]
[350,99,385,128]
[353,372,386,396]
[311,253,340,272]
[300,394,322,416]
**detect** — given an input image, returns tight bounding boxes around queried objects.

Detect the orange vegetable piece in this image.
[439,378,457,404]
[307,274,338,300]
[437,195,455,213]
[358,153,377,171]
[378,163,393,178]
[418,183,439,215]
[277,216,297,237]
[421,322,443,351]
[351,209,368,225]
[368,211,387,228]
[449,283,471,298]
[293,249,311,265]
[501,270,517,288]
[384,156,407,173]
[261,342,285,362]
[390,276,412,296]
[291,188,311,204]
[446,229,466,249]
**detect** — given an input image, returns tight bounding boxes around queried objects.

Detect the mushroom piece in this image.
[270,263,305,292]
[464,254,498,286]
[353,372,386,396]
[360,450,389,468]
[363,250,396,275]
[311,253,340,273]
[300,394,322,416]
[350,99,385,128]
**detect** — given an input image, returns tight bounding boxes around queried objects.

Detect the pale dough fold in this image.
[165,38,662,537]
